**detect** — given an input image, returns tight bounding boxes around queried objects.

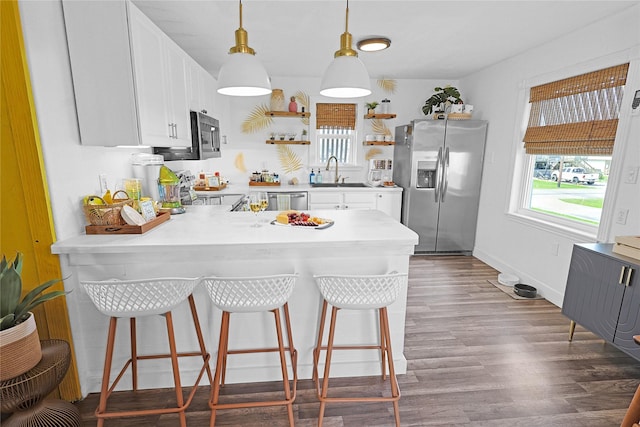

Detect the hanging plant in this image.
[422,85,463,115]
[242,104,273,134]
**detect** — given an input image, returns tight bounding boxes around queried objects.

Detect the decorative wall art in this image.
[241,104,273,134]
[377,79,397,94]
[365,147,383,160]
[234,153,247,173]
[277,145,303,174]
[371,119,392,136]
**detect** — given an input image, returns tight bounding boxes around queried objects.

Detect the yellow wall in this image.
[1,0,80,400]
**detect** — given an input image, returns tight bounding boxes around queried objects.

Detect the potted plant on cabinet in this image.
[365,102,379,115]
[0,252,68,380]
[422,85,463,116]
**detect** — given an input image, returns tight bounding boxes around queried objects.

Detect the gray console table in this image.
[562,243,640,361]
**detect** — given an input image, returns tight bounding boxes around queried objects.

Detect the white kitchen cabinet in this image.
[376,191,402,221]
[63,1,191,147]
[309,190,401,220]
[309,191,376,210]
[187,58,216,116]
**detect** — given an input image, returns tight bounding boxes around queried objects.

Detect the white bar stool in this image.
[81,277,213,427]
[200,274,298,427]
[312,272,407,427]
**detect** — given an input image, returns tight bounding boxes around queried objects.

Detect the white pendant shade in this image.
[320,55,371,98]
[217,52,272,97]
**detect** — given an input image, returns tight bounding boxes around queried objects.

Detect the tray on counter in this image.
[85,211,170,235]
[194,183,227,191]
[249,182,281,186]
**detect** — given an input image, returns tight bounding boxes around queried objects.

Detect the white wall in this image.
[460,4,640,306]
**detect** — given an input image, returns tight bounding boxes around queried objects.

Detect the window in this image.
[519,64,628,230]
[315,103,357,164]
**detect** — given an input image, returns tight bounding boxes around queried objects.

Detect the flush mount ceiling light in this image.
[320,0,371,98]
[357,37,391,52]
[217,0,271,97]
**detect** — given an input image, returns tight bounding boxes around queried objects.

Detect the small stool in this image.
[313,272,406,427]
[201,274,298,427]
[0,339,81,427]
[81,278,213,427]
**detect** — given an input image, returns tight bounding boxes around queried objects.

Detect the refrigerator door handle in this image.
[434,147,442,202]
[441,147,450,203]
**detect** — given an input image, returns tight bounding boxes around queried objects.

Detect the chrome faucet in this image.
[326,156,340,183]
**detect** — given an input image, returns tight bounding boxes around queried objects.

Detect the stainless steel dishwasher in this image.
[266,192,308,211]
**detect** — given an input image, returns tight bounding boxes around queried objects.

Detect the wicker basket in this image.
[0,313,42,381]
[82,190,132,226]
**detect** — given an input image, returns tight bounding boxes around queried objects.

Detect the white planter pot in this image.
[0,313,42,380]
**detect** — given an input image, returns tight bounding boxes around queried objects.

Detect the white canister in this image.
[381,99,391,114]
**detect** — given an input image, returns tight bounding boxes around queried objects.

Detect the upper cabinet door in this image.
[63,0,192,147]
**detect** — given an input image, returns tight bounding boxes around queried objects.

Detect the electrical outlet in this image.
[99,174,108,193]
[616,209,629,225]
[625,167,639,184]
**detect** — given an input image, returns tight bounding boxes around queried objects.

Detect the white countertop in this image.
[194,182,402,197]
[51,206,418,255]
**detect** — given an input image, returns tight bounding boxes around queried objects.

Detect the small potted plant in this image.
[365,102,379,115]
[0,252,68,380]
[301,129,308,141]
[422,85,463,116]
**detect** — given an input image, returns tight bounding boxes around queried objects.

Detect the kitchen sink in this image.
[311,183,368,188]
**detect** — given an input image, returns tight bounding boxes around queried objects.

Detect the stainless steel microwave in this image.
[154,111,221,160]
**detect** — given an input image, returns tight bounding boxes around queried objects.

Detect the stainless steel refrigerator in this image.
[393,119,488,254]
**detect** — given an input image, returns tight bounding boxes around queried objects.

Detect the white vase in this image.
[0,313,42,380]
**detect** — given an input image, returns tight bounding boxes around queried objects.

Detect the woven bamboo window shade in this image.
[316,103,356,129]
[523,63,629,155]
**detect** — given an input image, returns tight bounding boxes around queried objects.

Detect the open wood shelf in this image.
[265,111,310,118]
[266,140,310,145]
[364,141,395,146]
[364,113,396,119]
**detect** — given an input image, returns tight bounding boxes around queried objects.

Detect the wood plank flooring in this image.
[72,255,640,426]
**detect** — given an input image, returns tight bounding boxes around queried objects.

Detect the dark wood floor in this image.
[73,255,640,426]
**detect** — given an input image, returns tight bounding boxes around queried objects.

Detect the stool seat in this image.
[81,277,212,427]
[314,272,402,309]
[201,274,298,427]
[83,277,197,317]
[313,272,406,427]
[203,274,297,312]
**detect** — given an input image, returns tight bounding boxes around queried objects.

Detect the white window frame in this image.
[309,97,362,168]
[506,54,633,243]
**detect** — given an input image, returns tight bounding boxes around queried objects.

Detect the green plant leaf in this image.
[14,290,69,323]
[0,262,22,318]
[13,278,64,316]
[0,314,15,331]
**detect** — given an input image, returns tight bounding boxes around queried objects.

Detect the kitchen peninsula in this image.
[51,207,418,397]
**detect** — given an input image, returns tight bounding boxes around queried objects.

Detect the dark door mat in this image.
[488,279,545,300]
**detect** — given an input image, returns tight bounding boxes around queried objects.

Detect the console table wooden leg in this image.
[569,320,576,342]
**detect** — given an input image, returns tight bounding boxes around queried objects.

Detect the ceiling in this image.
[132,0,637,82]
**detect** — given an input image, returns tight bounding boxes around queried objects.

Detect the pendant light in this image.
[320,0,371,98]
[217,0,271,96]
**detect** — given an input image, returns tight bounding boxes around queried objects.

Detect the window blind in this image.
[523,63,628,155]
[316,103,356,129]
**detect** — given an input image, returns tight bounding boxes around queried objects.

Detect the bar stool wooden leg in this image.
[313,300,328,383]
[282,303,298,385]
[130,318,138,391]
[188,295,214,385]
[273,308,295,426]
[210,311,230,427]
[96,317,117,427]
[318,306,340,426]
[165,312,187,427]
[381,307,400,427]
[380,309,387,380]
